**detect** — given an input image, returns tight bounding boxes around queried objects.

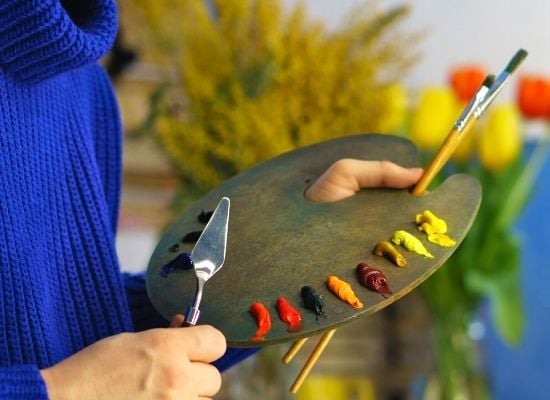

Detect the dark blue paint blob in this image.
[160,252,193,277]
[300,285,326,320]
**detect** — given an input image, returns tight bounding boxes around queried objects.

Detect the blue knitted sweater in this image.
[0,1,255,398]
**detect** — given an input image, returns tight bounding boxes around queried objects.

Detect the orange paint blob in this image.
[327,275,363,309]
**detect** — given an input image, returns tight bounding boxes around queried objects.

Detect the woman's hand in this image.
[305,159,423,203]
[40,324,226,400]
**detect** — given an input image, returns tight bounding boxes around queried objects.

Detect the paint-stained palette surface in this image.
[146,134,481,347]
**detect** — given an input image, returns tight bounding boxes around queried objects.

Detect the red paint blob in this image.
[249,302,272,342]
[276,296,302,333]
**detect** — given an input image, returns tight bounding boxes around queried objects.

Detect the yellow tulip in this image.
[409,87,458,150]
[478,104,522,172]
[452,107,479,164]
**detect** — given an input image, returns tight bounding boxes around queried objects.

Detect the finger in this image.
[179,325,227,363]
[355,160,423,189]
[190,362,222,397]
[306,159,423,202]
[169,314,185,328]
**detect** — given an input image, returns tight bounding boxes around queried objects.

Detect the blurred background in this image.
[107,0,550,399]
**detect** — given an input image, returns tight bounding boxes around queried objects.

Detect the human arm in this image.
[41,158,419,400]
[40,325,225,400]
[123,272,261,372]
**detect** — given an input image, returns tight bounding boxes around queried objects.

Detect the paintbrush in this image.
[412,48,528,196]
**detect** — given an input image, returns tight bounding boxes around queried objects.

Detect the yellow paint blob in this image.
[427,233,456,247]
[391,230,434,259]
[327,275,363,309]
[415,210,447,235]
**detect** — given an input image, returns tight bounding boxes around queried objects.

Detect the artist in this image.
[0,1,422,399]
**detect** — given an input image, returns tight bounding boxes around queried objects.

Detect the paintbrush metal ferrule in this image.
[454,74,495,132]
[475,73,509,116]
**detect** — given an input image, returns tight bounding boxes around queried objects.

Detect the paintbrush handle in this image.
[411,116,476,196]
[289,329,336,394]
[282,337,309,364]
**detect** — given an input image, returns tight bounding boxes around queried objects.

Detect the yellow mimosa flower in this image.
[377,83,407,133]
[123,0,417,193]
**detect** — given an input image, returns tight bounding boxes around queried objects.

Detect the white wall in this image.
[284,0,550,99]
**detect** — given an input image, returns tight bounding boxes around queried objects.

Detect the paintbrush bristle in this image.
[482,74,496,88]
[505,48,528,74]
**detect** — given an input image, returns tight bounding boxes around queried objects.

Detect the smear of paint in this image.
[391,230,434,259]
[169,243,180,253]
[181,231,202,243]
[373,240,407,267]
[249,302,272,342]
[276,297,302,333]
[300,286,326,319]
[159,252,193,277]
[356,262,392,298]
[427,232,456,247]
[327,275,363,309]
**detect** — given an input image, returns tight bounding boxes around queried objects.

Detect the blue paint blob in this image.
[160,252,193,277]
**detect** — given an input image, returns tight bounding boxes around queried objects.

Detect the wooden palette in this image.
[146,134,481,347]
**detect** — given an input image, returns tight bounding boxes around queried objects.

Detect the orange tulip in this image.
[516,75,550,119]
[449,66,487,103]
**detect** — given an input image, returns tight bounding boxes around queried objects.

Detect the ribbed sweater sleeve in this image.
[0,365,48,399]
[0,1,127,398]
[0,0,117,83]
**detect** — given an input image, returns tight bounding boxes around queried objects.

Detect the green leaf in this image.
[490,276,524,346]
[484,234,524,345]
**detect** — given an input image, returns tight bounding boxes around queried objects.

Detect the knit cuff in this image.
[213,347,260,372]
[123,272,169,332]
[0,365,49,399]
[0,0,117,83]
